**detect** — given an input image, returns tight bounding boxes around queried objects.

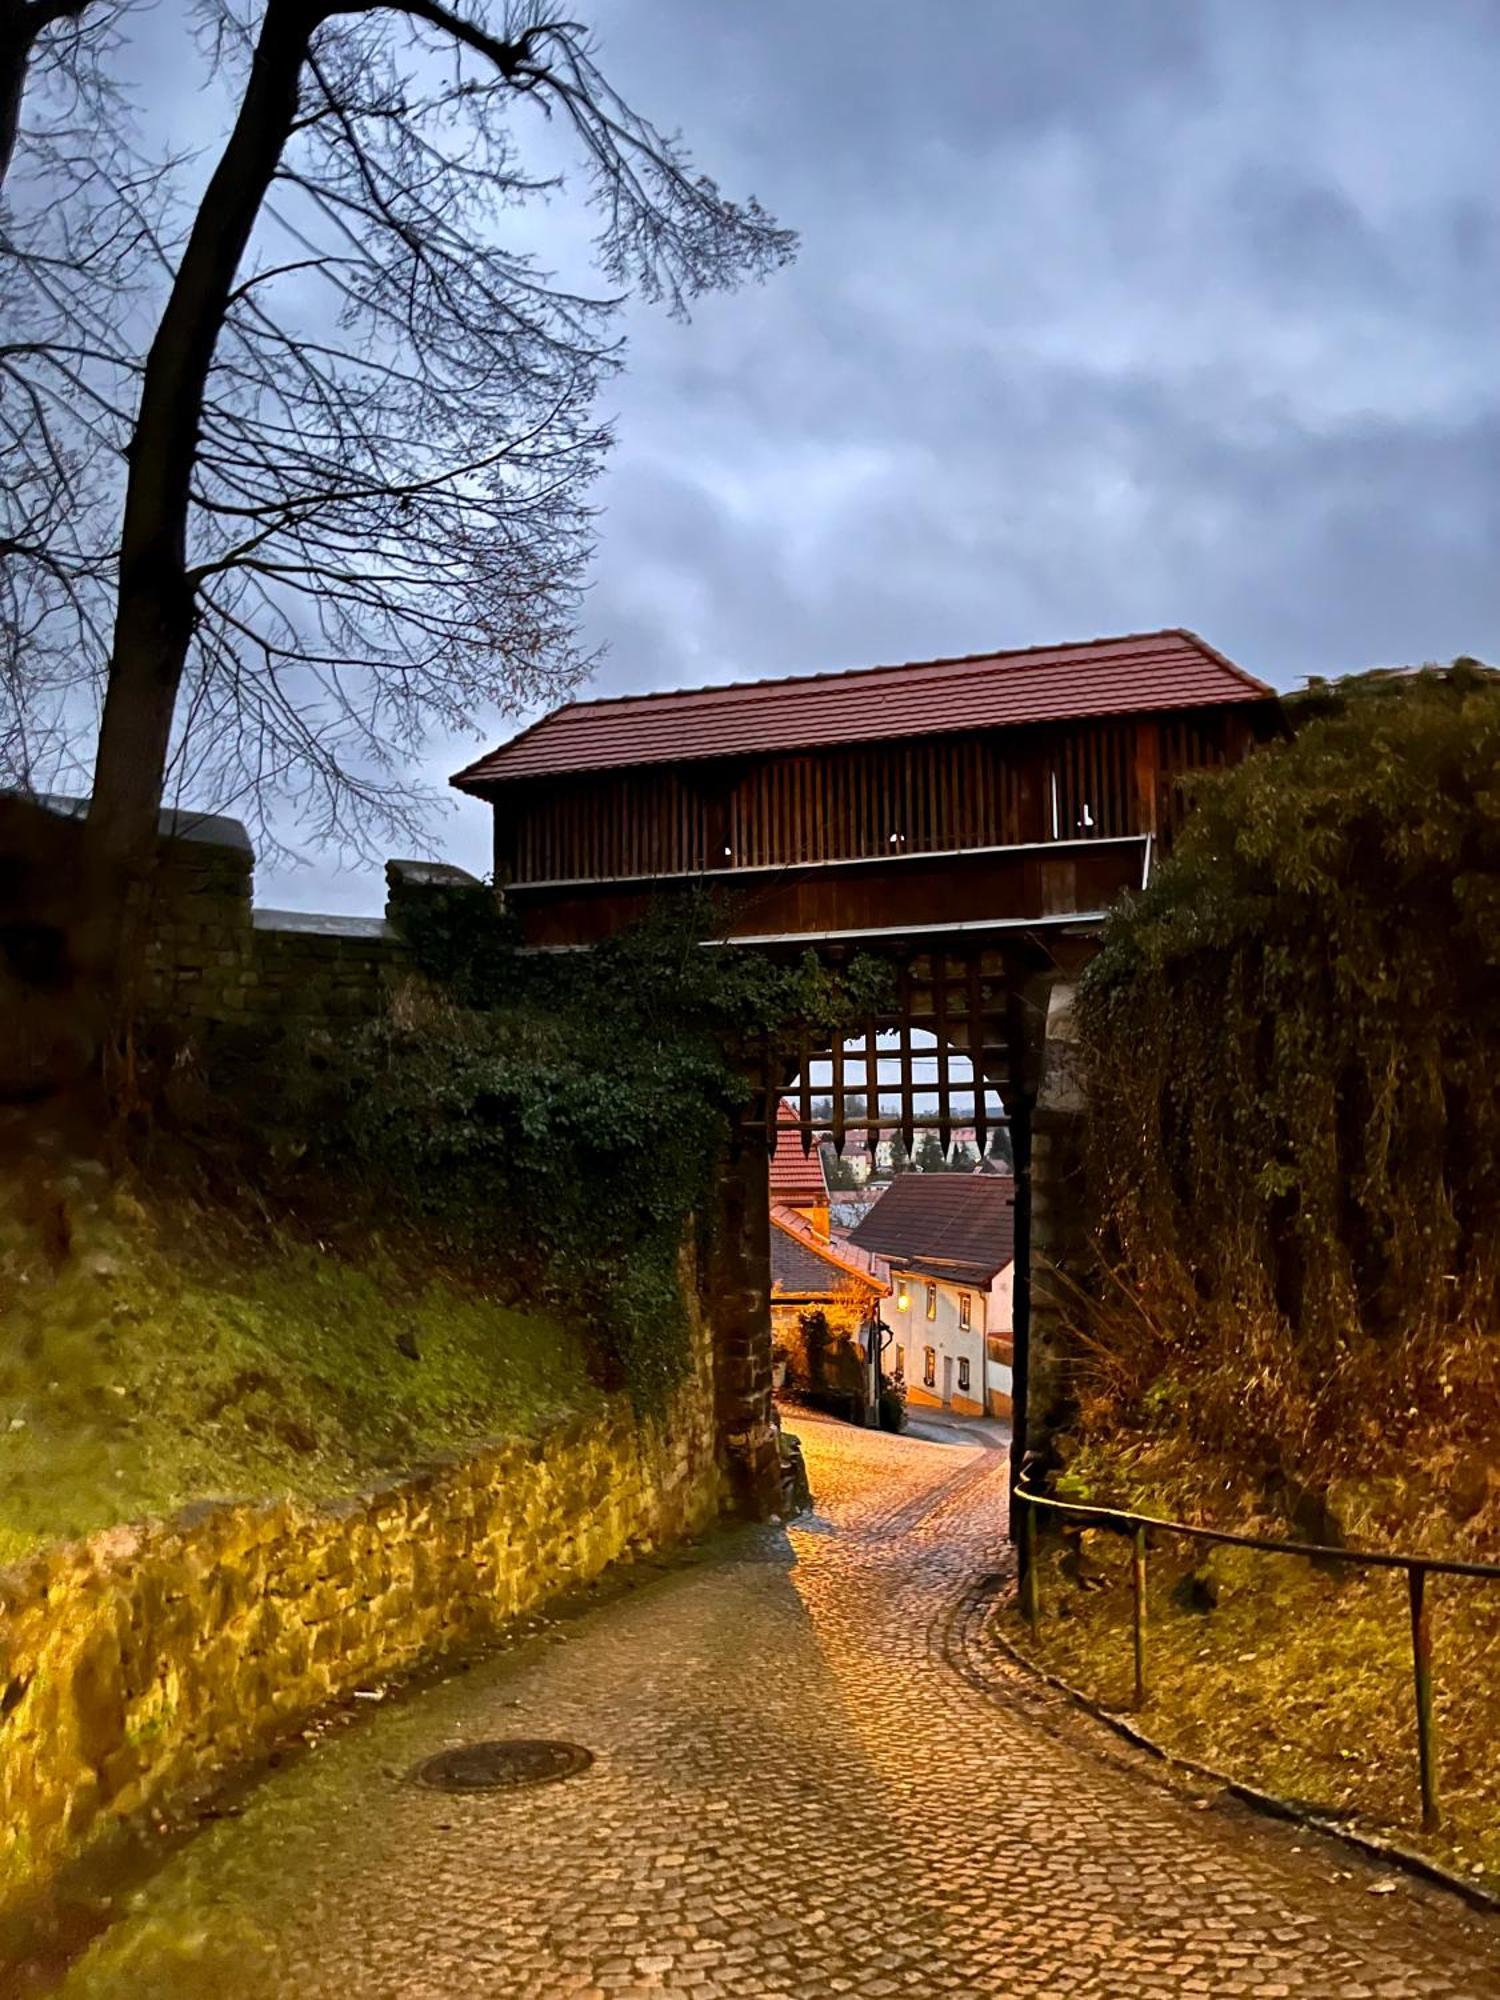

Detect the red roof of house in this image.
[847,1173,1017,1288]
[451,630,1271,790]
[768,1100,829,1208]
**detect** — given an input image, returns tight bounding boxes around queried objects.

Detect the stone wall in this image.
[0,794,404,1038]
[705,1144,781,1518]
[0,1322,720,1921]
[138,815,473,1031]
[139,812,255,1020]
[1024,980,1089,1471]
[243,911,408,1026]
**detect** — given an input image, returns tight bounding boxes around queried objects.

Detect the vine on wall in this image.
[281,890,889,1409]
[1074,665,1500,1492]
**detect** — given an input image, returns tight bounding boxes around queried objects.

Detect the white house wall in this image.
[986,1262,1015,1417]
[887,1271,983,1417]
[884,1261,1014,1420]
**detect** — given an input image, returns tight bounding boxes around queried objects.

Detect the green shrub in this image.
[226,893,891,1411]
[878,1384,907,1433]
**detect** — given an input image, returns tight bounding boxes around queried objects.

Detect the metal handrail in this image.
[1012,1481,1500,1835]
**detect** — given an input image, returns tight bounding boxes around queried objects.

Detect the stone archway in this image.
[705,938,1075,1518]
[449,631,1275,1525]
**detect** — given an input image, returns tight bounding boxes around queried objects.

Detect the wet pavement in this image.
[51,1413,1500,1996]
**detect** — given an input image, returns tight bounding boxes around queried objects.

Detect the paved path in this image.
[56,1415,1500,1997]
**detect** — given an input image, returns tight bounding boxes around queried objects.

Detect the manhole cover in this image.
[411,1739,594,1793]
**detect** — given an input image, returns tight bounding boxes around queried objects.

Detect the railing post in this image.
[1021,1493,1040,1634]
[1407,1564,1440,1833]
[1131,1524,1148,1711]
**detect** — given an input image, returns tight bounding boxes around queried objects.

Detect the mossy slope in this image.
[0,1177,597,1563]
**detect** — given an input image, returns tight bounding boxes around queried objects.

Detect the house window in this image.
[923,1347,936,1388]
[958,1357,971,1393]
[925,1283,937,1321]
[959,1292,972,1330]
[895,1345,905,1378]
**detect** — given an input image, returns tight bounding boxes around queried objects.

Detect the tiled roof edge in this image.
[450,628,1272,791]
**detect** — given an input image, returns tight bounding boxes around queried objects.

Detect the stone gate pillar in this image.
[1023,981,1090,1478]
[705,1139,782,1519]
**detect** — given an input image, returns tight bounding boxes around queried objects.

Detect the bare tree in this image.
[0,0,99,189]
[82,0,793,933]
[1,0,163,794]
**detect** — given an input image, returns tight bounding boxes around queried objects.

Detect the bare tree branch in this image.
[0,0,173,802]
[79,0,792,904]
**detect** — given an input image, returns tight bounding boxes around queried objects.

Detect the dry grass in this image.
[997,1511,1500,1889]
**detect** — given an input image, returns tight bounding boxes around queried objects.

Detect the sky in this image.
[129,1,1500,911]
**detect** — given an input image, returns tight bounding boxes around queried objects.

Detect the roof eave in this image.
[447,629,1278,790]
[453,687,1278,790]
[449,700,584,794]
[883,1255,1012,1287]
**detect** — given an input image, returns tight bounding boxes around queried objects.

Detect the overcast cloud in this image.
[198,0,1500,909]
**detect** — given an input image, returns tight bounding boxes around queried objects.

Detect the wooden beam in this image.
[899,963,915,1156]
[865,1014,881,1155]
[1134,719,1161,837]
[830,1031,846,1155]
[933,956,952,1152]
[967,954,989,1155]
[797,1027,813,1156]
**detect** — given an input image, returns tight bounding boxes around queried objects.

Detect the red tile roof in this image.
[768,1100,829,1207]
[452,630,1271,789]
[848,1174,1017,1288]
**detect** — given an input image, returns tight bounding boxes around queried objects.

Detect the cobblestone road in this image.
[56,1415,1500,1997]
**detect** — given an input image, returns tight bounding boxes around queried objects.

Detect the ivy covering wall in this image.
[233,891,888,1411]
[1074,664,1500,1490]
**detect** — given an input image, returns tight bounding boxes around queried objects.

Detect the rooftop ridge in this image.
[846,1171,1019,1285]
[451,627,1269,783]
[452,627,1275,791]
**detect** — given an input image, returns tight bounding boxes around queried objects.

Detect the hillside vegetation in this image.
[1073,663,1500,1540]
[0,893,887,1561]
[0,1169,596,1564]
[1015,664,1500,1881]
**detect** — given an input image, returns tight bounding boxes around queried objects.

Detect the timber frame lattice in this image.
[738,940,1050,1161]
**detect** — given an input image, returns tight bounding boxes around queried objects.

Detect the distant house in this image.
[769,1098,832,1235]
[826,1125,1000,1184]
[827,1185,887,1239]
[770,1204,887,1328]
[848,1175,1016,1419]
[769,1102,887,1411]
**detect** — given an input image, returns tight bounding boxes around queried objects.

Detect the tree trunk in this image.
[85,0,322,936]
[1,0,108,195]
[0,8,28,191]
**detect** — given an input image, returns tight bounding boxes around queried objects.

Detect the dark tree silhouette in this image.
[1,0,160,793]
[80,0,793,971]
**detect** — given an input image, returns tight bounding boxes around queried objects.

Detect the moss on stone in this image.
[0,1178,599,1562]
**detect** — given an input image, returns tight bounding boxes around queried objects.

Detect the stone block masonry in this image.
[1024,979,1089,1471]
[0,795,415,1037]
[0,1321,720,1923]
[137,813,470,1030]
[706,1142,782,1520]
